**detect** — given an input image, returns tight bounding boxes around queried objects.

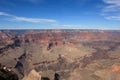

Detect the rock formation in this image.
[20,30,120,46]
[0,30,120,80]
[14,50,33,80]
[22,69,41,80]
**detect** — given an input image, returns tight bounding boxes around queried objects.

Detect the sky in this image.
[0,0,120,29]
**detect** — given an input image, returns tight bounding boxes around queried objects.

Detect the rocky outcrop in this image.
[0,63,18,80]
[22,69,41,80]
[14,51,33,79]
[0,31,16,47]
[0,31,21,53]
[112,63,120,73]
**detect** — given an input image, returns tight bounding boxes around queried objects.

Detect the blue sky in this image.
[0,0,120,29]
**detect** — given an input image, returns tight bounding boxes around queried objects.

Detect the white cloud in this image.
[0,12,11,16]
[103,5,120,12]
[103,0,120,5]
[13,16,56,23]
[102,0,120,20]
[105,15,120,20]
[0,11,56,23]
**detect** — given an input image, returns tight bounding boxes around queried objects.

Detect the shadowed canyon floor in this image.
[0,30,120,80]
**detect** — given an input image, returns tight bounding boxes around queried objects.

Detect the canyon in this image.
[0,30,120,80]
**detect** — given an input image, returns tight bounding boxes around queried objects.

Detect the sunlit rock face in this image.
[1,30,120,47]
[21,30,120,45]
[112,63,120,73]
[0,31,16,48]
[22,69,41,80]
